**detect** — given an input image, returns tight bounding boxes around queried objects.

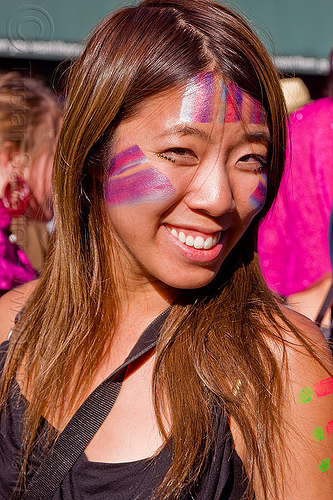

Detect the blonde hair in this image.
[0,72,62,162]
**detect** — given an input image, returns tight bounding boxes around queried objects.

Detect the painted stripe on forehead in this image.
[250,95,266,125]
[106,145,175,206]
[179,72,266,124]
[224,82,243,123]
[179,72,216,123]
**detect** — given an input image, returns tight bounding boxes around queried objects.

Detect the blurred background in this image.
[0,0,332,98]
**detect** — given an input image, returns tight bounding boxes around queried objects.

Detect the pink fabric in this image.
[0,199,37,293]
[258,97,333,296]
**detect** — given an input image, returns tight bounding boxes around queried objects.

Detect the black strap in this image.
[315,283,333,326]
[21,307,171,500]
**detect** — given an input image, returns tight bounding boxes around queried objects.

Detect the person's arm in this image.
[266,309,333,499]
[231,307,333,499]
[0,280,38,343]
[286,273,332,328]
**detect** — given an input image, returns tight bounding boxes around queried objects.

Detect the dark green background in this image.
[0,1,332,74]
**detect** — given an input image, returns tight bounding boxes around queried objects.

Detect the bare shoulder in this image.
[273,305,333,499]
[232,305,333,499]
[0,280,39,343]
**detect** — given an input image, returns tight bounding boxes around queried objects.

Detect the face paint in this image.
[224,82,243,123]
[179,72,217,123]
[314,377,333,397]
[249,172,267,210]
[313,426,325,442]
[179,71,266,125]
[326,421,333,436]
[297,377,333,404]
[318,458,331,472]
[106,145,175,206]
[297,386,314,405]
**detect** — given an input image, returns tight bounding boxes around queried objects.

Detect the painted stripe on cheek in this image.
[106,145,175,206]
[249,172,267,210]
[109,144,148,175]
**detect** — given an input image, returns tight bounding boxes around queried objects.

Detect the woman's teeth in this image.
[167,227,221,250]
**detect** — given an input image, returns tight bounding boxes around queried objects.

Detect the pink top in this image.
[0,200,37,294]
[258,97,333,296]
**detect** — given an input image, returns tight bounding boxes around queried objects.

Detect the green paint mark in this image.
[297,386,313,404]
[318,458,331,472]
[313,427,324,442]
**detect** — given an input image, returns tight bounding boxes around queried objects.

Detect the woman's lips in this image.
[164,224,226,263]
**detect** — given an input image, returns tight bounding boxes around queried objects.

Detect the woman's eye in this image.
[157,148,198,165]
[237,154,267,173]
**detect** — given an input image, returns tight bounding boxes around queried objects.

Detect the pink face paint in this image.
[318,458,331,472]
[249,172,267,210]
[179,72,216,123]
[106,145,175,206]
[314,377,333,397]
[224,82,243,123]
[179,72,266,125]
[249,95,266,124]
[326,421,333,436]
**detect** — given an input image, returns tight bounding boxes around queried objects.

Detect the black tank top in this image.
[0,332,249,499]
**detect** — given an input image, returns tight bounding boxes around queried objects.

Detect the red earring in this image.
[3,177,31,217]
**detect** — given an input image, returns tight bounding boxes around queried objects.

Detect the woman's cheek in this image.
[105,144,176,206]
[248,172,267,213]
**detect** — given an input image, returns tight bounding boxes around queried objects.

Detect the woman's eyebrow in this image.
[158,124,213,142]
[243,131,272,147]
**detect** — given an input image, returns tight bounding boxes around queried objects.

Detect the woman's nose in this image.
[185,162,236,217]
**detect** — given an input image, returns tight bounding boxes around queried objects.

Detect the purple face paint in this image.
[249,172,267,210]
[179,72,216,123]
[179,72,266,125]
[106,145,175,206]
[224,82,243,123]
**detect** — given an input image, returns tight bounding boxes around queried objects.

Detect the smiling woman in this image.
[0,1,332,499]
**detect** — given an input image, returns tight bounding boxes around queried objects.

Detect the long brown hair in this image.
[0,1,322,498]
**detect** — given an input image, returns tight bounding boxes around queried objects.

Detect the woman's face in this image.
[105,72,270,294]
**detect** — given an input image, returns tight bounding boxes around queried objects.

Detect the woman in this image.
[0,72,62,294]
[258,58,333,332]
[0,1,332,498]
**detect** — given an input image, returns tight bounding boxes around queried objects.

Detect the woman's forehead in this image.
[122,71,267,129]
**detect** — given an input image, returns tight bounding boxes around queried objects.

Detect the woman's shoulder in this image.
[273,305,333,497]
[0,280,39,343]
